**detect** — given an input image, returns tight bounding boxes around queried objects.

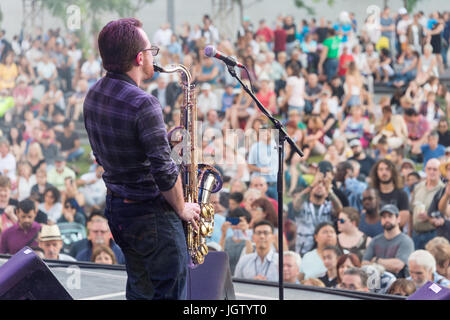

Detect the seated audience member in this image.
[57,199,86,226]
[0,176,18,233]
[234,220,279,282]
[38,186,63,224]
[425,237,450,280]
[337,207,371,260]
[361,263,397,294]
[386,279,417,296]
[300,222,337,280]
[0,199,41,254]
[407,249,450,288]
[219,207,253,275]
[283,250,302,284]
[336,253,362,285]
[38,224,76,261]
[91,245,117,265]
[77,165,106,210]
[362,204,414,278]
[46,155,76,192]
[55,120,84,163]
[74,215,125,264]
[319,245,341,288]
[338,267,369,292]
[300,278,326,287]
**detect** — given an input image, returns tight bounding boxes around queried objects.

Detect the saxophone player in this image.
[83,18,200,300]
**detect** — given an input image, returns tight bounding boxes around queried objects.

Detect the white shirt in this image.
[234,249,279,282]
[81,60,101,79]
[197,92,219,115]
[37,61,56,80]
[286,76,305,107]
[0,153,17,182]
[153,28,173,47]
[17,175,37,201]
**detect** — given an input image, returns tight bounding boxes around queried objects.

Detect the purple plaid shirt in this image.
[83,72,179,201]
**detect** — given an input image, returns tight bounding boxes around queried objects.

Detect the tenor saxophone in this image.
[154,64,223,266]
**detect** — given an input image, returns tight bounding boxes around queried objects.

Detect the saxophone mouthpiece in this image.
[153,64,164,73]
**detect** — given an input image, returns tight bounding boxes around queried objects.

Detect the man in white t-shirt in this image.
[153,23,173,47]
[197,83,219,120]
[81,53,101,86]
[397,12,412,53]
[25,39,43,69]
[36,54,57,90]
[77,165,106,209]
[0,138,16,183]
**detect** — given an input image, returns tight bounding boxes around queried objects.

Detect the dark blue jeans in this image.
[105,194,188,300]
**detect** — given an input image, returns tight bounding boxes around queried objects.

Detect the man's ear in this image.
[136,52,143,66]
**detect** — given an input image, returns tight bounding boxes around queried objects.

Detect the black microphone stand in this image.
[226,65,304,300]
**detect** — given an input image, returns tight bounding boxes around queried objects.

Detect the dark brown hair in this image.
[98,18,147,73]
[369,159,403,189]
[251,197,278,228]
[336,253,361,283]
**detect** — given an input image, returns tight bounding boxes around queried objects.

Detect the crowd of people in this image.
[0,6,449,297]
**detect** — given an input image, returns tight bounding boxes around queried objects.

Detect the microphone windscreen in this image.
[204,45,216,58]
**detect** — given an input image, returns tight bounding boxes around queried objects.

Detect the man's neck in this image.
[380,182,394,193]
[426,179,439,189]
[257,247,270,262]
[125,69,141,88]
[384,227,401,240]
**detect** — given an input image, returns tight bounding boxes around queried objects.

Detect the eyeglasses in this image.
[338,219,348,224]
[254,230,271,236]
[140,45,159,57]
[91,230,108,234]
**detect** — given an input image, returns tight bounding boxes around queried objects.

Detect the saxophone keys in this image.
[200,223,208,237]
[199,243,209,256]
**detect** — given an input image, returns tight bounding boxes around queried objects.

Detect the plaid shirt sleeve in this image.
[136,95,179,192]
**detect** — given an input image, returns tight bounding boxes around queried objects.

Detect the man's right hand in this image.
[178,202,201,230]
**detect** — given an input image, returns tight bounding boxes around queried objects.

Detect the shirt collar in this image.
[106,72,138,87]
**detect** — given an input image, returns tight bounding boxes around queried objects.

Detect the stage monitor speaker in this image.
[187,251,235,300]
[0,246,73,300]
[407,281,450,300]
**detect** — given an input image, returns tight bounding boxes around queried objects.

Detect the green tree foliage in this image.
[294,0,336,15]
[40,0,153,54]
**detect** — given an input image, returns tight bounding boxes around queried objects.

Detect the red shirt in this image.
[256,90,276,114]
[274,29,287,52]
[256,27,274,43]
[338,53,354,77]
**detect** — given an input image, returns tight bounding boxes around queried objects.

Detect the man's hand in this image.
[4,206,17,224]
[177,202,201,230]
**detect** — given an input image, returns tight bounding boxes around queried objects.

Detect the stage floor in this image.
[0,257,402,300]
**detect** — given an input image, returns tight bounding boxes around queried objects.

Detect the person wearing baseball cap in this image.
[362,204,414,278]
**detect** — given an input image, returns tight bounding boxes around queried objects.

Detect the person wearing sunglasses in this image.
[84,18,200,300]
[337,207,372,261]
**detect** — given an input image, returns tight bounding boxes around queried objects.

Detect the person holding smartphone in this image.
[219,207,253,275]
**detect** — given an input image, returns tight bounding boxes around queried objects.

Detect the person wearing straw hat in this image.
[38,224,76,261]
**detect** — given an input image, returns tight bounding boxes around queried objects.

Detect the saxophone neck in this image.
[153,64,192,87]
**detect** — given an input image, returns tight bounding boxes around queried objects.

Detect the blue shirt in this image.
[75,239,125,265]
[83,72,179,201]
[421,144,445,168]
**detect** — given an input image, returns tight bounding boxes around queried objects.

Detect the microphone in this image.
[204,45,244,68]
